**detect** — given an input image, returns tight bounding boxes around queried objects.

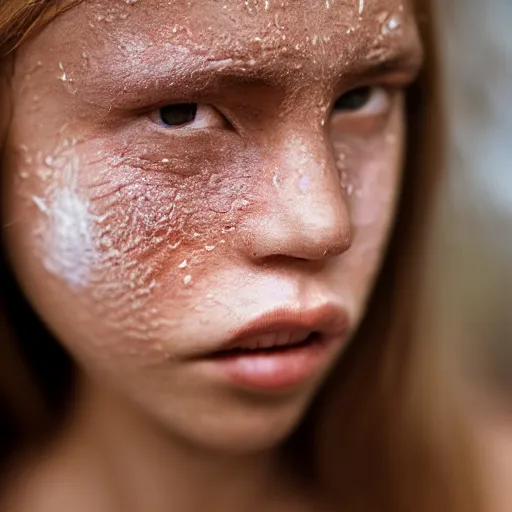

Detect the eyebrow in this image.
[337,27,425,85]
[80,33,424,111]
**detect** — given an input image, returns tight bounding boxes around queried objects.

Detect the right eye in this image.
[150,103,227,130]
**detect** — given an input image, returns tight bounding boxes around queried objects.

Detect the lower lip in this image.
[201,335,342,391]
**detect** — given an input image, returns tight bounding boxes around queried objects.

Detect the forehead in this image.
[79,0,415,33]
[46,0,417,64]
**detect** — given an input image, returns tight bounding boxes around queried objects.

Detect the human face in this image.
[3,0,422,452]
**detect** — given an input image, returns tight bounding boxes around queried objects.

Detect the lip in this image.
[220,304,349,352]
[197,304,350,392]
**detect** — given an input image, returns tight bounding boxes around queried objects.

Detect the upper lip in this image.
[215,304,349,354]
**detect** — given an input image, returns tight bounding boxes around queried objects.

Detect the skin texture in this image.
[2,1,422,510]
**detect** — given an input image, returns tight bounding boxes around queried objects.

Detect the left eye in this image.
[334,86,390,115]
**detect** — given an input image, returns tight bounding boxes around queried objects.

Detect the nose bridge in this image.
[281,132,351,249]
[279,132,334,196]
[241,129,352,261]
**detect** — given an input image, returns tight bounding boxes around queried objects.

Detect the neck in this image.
[63,376,297,512]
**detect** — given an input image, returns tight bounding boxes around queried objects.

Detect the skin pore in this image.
[2,1,422,510]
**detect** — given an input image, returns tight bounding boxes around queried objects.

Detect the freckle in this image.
[178,259,188,269]
[184,275,192,285]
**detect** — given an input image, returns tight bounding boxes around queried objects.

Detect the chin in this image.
[187,409,308,454]
[143,386,319,455]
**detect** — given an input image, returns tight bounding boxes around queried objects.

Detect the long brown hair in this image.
[0,1,480,510]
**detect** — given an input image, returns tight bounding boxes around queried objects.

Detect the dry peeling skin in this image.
[4,0,423,449]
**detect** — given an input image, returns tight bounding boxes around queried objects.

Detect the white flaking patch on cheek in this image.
[33,152,100,289]
[43,186,98,289]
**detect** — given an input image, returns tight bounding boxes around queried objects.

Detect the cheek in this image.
[3,133,258,366]
[329,114,404,314]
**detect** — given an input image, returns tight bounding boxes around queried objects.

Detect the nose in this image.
[239,133,352,262]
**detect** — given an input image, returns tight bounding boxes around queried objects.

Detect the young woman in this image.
[0,1,480,510]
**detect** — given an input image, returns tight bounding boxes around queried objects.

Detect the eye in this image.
[160,103,197,127]
[333,86,391,116]
[150,103,227,130]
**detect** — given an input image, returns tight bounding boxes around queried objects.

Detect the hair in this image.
[0,1,483,511]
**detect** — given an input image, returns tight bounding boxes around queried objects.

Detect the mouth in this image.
[211,331,324,357]
[198,305,349,391]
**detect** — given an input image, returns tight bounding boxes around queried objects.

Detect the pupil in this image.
[334,87,371,111]
[160,104,197,126]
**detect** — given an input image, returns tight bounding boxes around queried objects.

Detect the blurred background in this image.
[432,0,512,508]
